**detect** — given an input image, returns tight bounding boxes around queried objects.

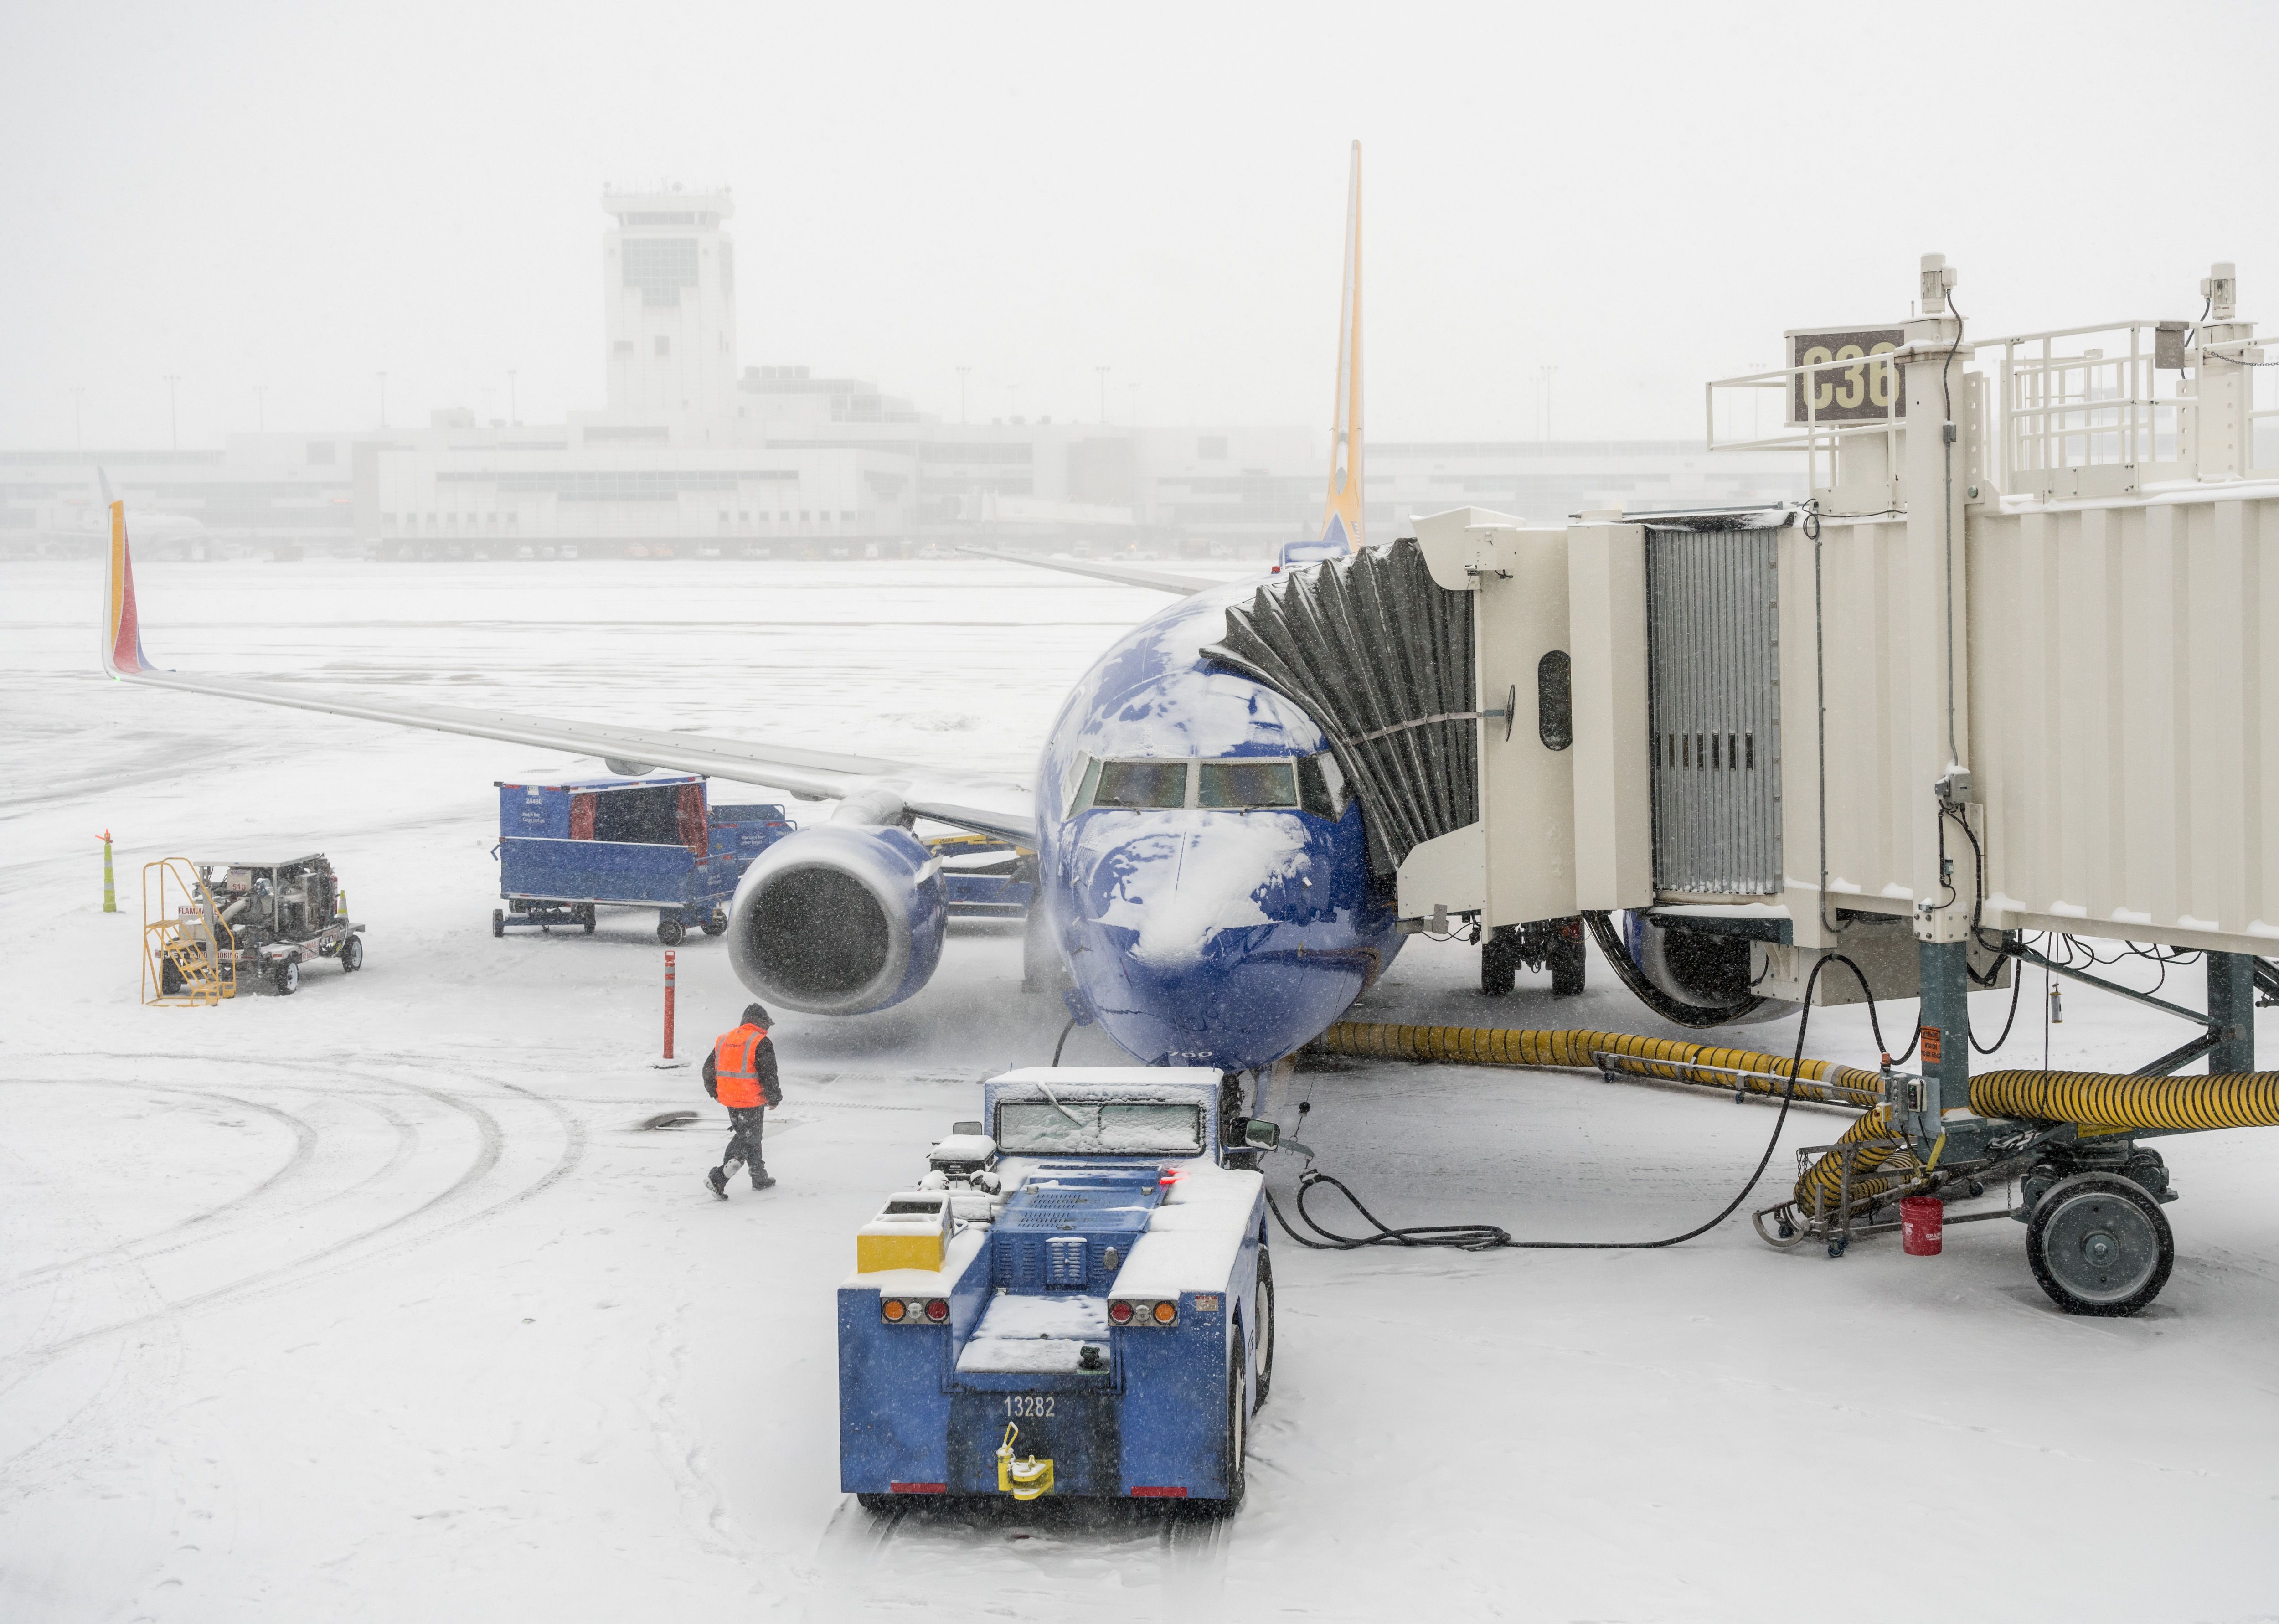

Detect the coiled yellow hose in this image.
[1789,1105,1917,1212]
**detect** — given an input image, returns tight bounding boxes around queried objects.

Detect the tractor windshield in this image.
[995,1100,1204,1156]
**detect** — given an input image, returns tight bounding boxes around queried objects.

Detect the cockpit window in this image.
[1297,752,1346,820]
[1092,759,1189,809]
[1069,753,1348,816]
[1198,760,1298,809]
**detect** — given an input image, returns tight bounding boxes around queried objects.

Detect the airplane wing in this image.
[956,545,1216,597]
[100,505,1038,845]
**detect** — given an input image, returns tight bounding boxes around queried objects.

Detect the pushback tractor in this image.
[839,1068,1280,1516]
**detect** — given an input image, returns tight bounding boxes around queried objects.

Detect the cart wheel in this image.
[1550,926,1587,997]
[160,958,185,996]
[2026,1171,2174,1316]
[855,1493,900,1516]
[492,909,505,938]
[1479,930,1518,996]
[1187,1328,1248,1519]
[275,959,299,996]
[340,934,364,973]
[701,906,729,937]
[1252,1248,1275,1407]
[581,906,596,935]
[658,916,685,947]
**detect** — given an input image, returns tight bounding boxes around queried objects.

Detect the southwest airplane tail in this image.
[1275,140,1363,575]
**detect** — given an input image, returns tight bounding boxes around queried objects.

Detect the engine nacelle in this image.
[726,825,948,1016]
[1622,912,1794,1025]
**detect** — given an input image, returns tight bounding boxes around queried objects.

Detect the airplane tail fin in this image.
[103,501,153,677]
[1319,139,1363,553]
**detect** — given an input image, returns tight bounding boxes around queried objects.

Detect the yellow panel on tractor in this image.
[856,1194,952,1273]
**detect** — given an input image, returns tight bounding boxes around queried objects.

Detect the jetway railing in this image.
[1706,316,2275,498]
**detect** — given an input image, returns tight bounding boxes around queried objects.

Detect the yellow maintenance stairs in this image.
[142,857,236,1006]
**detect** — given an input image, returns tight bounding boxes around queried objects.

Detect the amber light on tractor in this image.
[880,1298,907,1322]
[1151,1301,1178,1325]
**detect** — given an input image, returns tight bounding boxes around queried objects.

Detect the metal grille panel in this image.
[1645,526,1783,894]
[1045,1236,1088,1287]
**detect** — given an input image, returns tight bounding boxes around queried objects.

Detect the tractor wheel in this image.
[340,934,364,973]
[1187,1329,1248,1520]
[657,916,686,947]
[160,958,185,996]
[855,1493,900,1515]
[701,906,728,937]
[581,906,596,935]
[2026,1171,2173,1316]
[275,959,299,996]
[1252,1249,1275,1407]
[492,909,505,938]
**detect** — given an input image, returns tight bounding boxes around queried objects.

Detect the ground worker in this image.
[704,1002,781,1197]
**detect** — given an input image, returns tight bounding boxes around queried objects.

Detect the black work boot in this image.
[706,1166,729,1201]
[750,1165,776,1191]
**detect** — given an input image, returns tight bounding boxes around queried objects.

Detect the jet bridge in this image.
[1382,254,2277,1106]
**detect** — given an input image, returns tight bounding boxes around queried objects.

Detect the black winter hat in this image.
[743,1002,772,1027]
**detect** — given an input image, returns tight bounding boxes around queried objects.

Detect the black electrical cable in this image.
[1263,954,1879,1253]
[1581,910,1765,1028]
[1970,965,2025,1056]
[1050,1016,1078,1065]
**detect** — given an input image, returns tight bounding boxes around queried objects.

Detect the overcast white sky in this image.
[4,0,2274,450]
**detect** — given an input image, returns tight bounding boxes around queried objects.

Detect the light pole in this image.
[377,371,388,429]
[254,385,267,433]
[1537,364,1558,443]
[956,366,969,425]
[508,369,518,424]
[1095,366,1109,425]
[164,374,180,451]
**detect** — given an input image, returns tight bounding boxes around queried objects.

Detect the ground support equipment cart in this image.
[180,854,366,996]
[840,1067,1281,1516]
[493,773,793,944]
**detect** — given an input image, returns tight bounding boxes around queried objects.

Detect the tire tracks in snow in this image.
[0,1051,584,1365]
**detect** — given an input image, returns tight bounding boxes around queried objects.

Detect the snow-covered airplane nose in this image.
[1059,814,1376,1073]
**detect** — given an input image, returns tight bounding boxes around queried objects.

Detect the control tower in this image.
[600,185,739,430]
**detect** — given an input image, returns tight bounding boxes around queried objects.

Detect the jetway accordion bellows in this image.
[1644,519,1785,895]
[1204,539,1476,873]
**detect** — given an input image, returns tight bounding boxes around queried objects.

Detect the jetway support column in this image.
[1916,939,1971,1128]
[2208,953,2256,1074]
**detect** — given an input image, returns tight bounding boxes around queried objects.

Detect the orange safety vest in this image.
[713,1023,768,1109]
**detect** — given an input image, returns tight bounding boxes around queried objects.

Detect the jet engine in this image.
[726,825,948,1016]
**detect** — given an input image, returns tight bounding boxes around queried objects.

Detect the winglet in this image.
[103,500,153,677]
[1319,139,1363,554]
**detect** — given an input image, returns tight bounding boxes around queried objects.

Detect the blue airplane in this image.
[100,144,1615,1077]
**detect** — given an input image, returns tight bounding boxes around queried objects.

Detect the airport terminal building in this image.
[1,186,1800,561]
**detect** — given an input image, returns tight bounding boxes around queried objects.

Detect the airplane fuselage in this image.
[1032,577,1402,1073]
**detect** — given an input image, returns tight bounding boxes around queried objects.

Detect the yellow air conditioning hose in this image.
[1967,1070,2279,1136]
[1312,1021,1886,1108]
[1312,1023,2279,1215]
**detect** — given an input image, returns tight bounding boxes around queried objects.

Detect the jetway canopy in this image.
[1203,538,1476,875]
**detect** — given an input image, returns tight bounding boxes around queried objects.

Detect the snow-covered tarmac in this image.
[5,558,2276,1622]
